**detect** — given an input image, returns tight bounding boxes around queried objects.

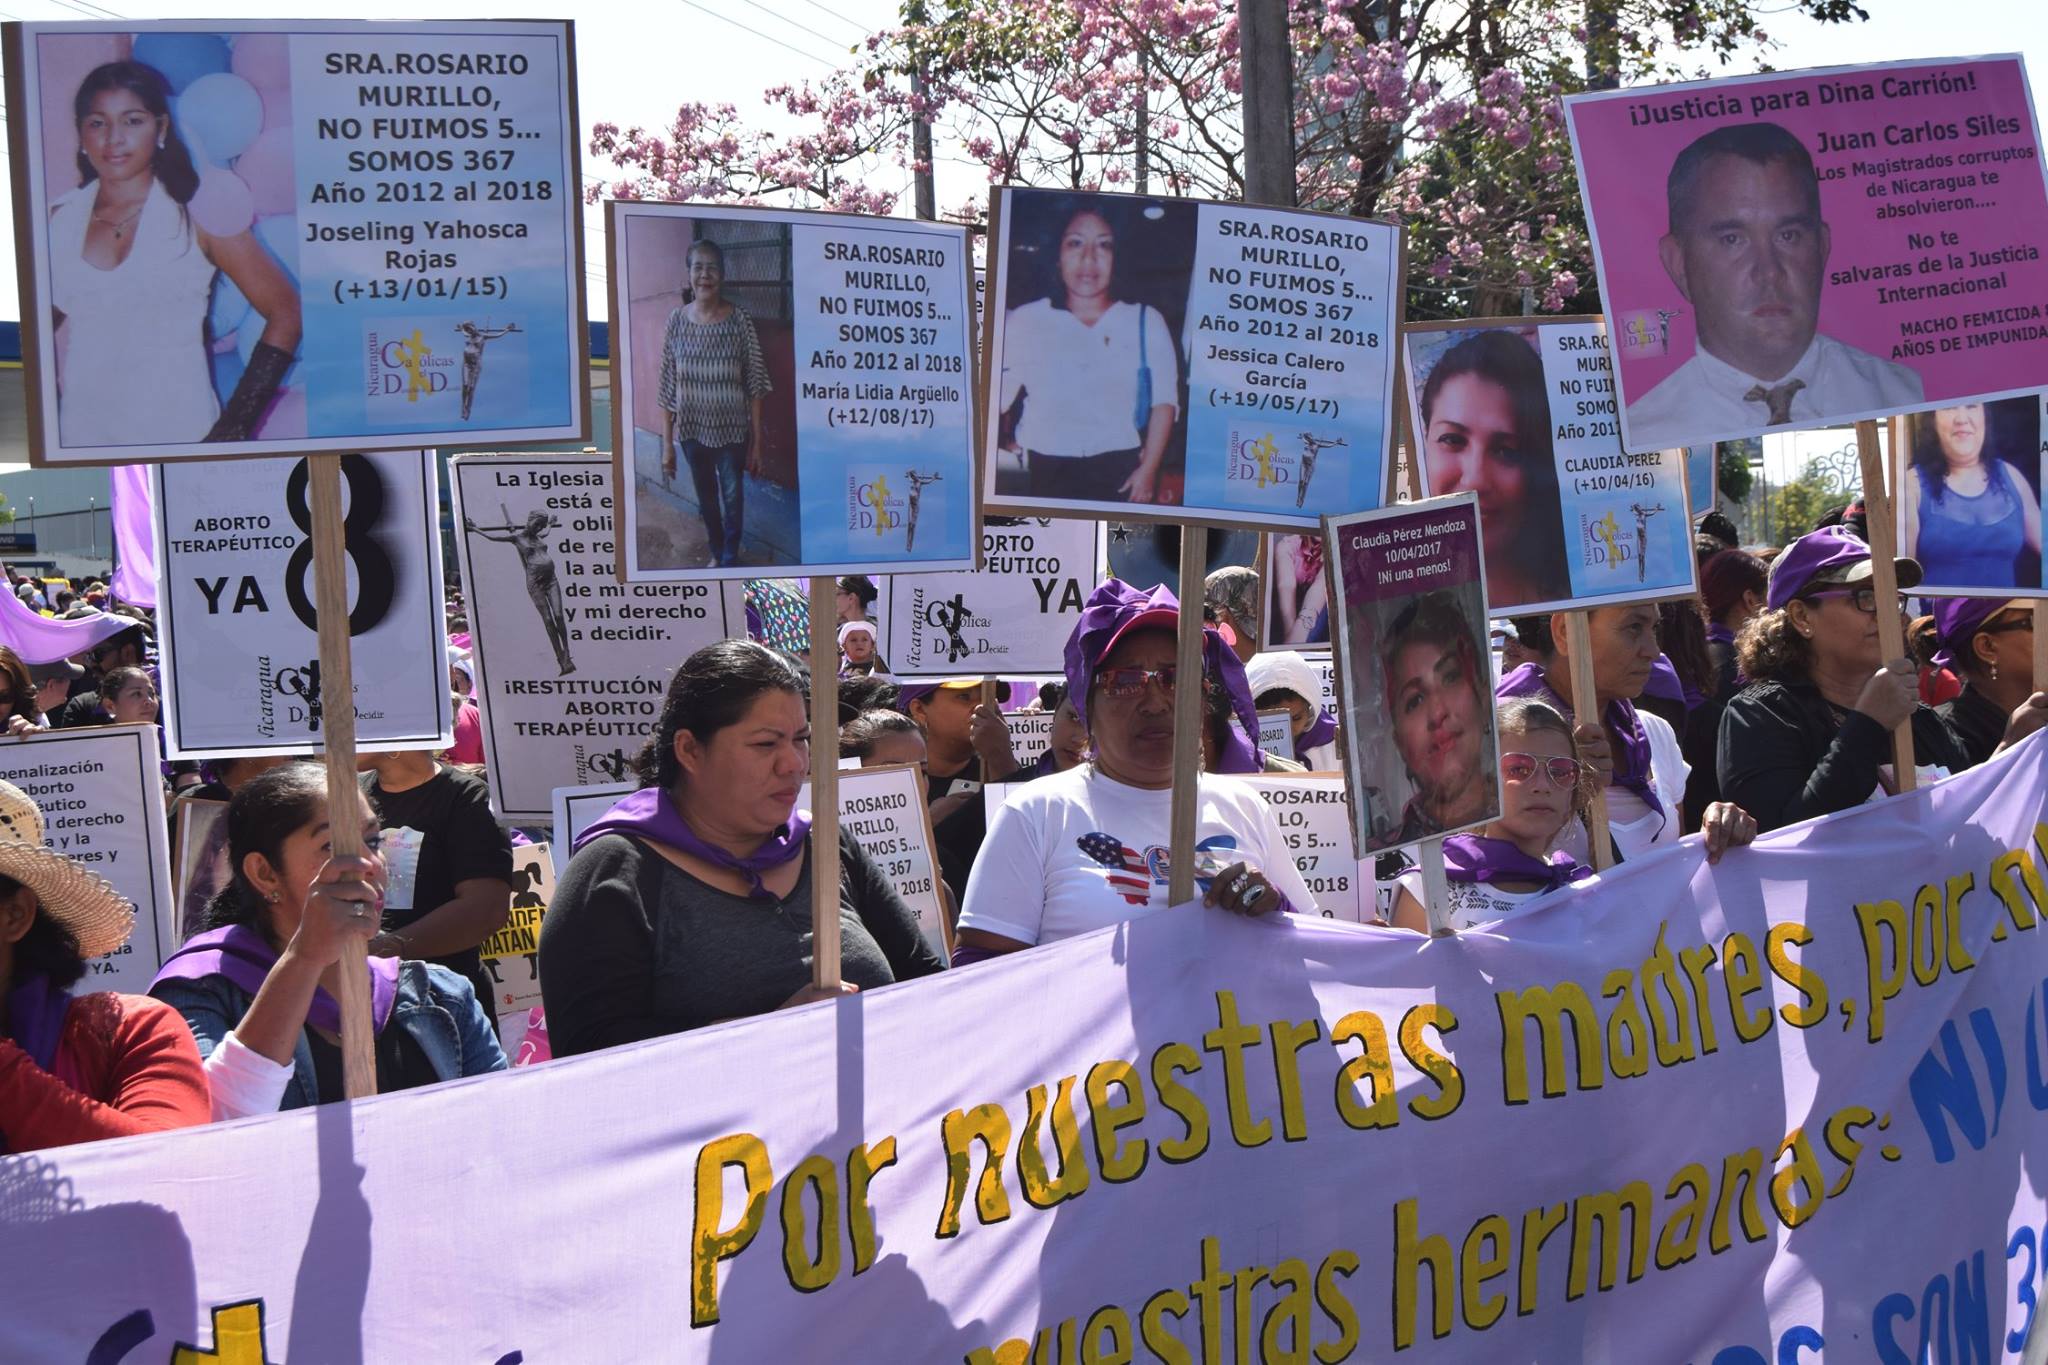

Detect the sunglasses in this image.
[1500,751,1583,787]
[1980,612,2035,637]
[1800,586,1902,616]
[1094,665,1178,698]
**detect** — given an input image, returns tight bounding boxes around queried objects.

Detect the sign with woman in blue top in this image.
[3,19,587,464]
[607,202,978,581]
[981,186,1401,529]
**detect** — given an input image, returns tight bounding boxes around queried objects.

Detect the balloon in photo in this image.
[231,125,296,219]
[211,347,247,408]
[130,33,230,94]
[175,72,263,164]
[228,32,290,90]
[208,270,254,339]
[188,169,255,237]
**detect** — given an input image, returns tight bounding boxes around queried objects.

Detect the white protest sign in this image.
[0,725,175,994]
[1256,709,1293,761]
[1236,772,1364,921]
[1004,711,1056,771]
[480,841,554,1052]
[551,781,635,849]
[155,451,451,757]
[453,453,733,821]
[883,518,1103,677]
[800,763,948,961]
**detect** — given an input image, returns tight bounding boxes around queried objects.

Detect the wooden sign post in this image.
[1860,419,1916,791]
[1417,836,1452,935]
[808,576,842,988]
[1167,527,1210,905]
[1561,610,1616,871]
[308,454,377,1098]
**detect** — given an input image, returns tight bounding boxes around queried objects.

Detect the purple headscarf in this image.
[1063,579,1262,774]
[572,785,813,900]
[1439,833,1590,892]
[152,925,401,1035]
[1497,661,1663,818]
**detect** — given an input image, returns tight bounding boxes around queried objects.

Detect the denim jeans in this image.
[683,438,747,566]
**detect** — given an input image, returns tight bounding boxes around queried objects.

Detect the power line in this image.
[787,0,870,36]
[673,0,838,68]
[728,0,854,54]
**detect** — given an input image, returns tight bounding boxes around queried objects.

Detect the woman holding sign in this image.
[52,61,302,446]
[997,202,1180,504]
[541,641,943,1056]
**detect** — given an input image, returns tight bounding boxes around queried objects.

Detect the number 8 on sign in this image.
[284,456,396,635]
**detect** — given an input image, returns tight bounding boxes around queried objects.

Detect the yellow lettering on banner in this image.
[1654,1164,1709,1270]
[1260,1258,1314,1365]
[1232,1260,1269,1363]
[1770,1129,1825,1228]
[1677,943,1722,1055]
[1086,1060,1149,1183]
[1943,872,1978,973]
[1398,1004,1464,1120]
[779,1154,840,1292]
[1910,883,1946,987]
[1565,1183,1652,1298]
[1497,982,1602,1103]
[1192,1235,1231,1364]
[1203,990,1272,1148]
[1709,1148,1770,1254]
[1082,1305,1135,1365]
[1018,1077,1090,1210]
[1269,1018,1324,1141]
[1313,1251,1361,1363]
[1988,845,2045,936]
[1329,1009,1398,1130]
[1517,1202,1568,1314]
[1139,1286,1195,1365]
[1855,898,1909,1042]
[1151,1042,1211,1164]
[1766,923,1828,1028]
[1600,968,1650,1079]
[1640,925,1698,1068]
[1721,934,1772,1043]
[847,1136,897,1275]
[1392,1197,1455,1348]
[1459,1214,1511,1331]
[1822,1106,1876,1198]
[690,1132,772,1326]
[964,1343,1033,1365]
[937,1103,1013,1237]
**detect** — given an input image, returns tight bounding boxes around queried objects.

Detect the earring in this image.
[1992,659,2000,682]
[156,135,165,150]
[268,890,280,902]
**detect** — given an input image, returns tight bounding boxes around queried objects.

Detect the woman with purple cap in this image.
[954,580,1313,957]
[1912,597,2038,769]
[540,641,943,1056]
[1718,526,1973,833]
[150,763,505,1117]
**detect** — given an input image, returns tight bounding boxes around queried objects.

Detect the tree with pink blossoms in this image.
[589,0,1866,318]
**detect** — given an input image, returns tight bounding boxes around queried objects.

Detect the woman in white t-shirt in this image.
[956,581,1313,955]
[996,201,1180,505]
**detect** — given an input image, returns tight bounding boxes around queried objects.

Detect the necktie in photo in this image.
[1744,378,1806,425]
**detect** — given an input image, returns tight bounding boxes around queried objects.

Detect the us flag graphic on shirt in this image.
[1077,832,1151,904]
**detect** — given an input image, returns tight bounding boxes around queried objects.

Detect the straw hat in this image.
[0,778,134,959]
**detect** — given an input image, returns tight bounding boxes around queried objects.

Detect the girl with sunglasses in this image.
[1389,699,1756,932]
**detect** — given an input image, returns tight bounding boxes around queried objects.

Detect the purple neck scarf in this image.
[1295,709,1338,762]
[1063,579,1263,775]
[573,786,813,900]
[151,925,400,1035]
[5,975,74,1072]
[1497,662,1663,818]
[1705,622,1736,649]
[1439,834,1590,892]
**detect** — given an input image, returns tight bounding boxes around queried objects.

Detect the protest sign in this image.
[800,762,948,960]
[154,450,451,757]
[2,20,586,465]
[883,517,1103,678]
[1265,531,1332,649]
[1237,772,1364,921]
[1895,394,2048,595]
[1256,708,1293,760]
[1405,318,1698,614]
[0,724,174,994]
[1327,494,1502,853]
[982,186,1401,529]
[18,738,2048,1360]
[481,841,553,1052]
[1002,711,1056,772]
[1565,55,2048,452]
[607,203,978,580]
[452,453,733,821]
[1686,444,1718,516]
[171,797,229,942]
[551,780,634,849]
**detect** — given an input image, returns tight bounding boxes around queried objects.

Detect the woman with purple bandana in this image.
[1717,526,1982,833]
[1914,597,2039,770]
[954,580,1312,959]
[540,641,943,1056]
[150,763,504,1118]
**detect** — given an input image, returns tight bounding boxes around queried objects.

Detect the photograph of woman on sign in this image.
[995,194,1189,505]
[1268,533,1330,647]
[1900,397,2044,593]
[1381,590,1496,843]
[660,238,773,568]
[49,50,302,447]
[1412,329,1571,609]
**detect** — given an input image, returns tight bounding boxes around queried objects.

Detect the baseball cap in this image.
[26,658,82,685]
[1765,526,1921,612]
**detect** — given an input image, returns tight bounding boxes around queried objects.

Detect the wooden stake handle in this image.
[1859,419,1916,791]
[1418,836,1452,936]
[1167,528,1210,904]
[308,455,376,1100]
[2034,602,2048,700]
[1562,611,1615,871]
[809,576,842,988]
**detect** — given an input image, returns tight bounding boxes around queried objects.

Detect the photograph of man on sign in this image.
[1625,123,1924,448]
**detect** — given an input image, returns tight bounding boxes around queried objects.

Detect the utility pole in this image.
[1238,0,1296,206]
[912,66,937,220]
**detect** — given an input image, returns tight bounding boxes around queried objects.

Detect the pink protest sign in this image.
[1565,56,2048,453]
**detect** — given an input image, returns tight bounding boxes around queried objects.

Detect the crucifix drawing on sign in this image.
[465,507,575,676]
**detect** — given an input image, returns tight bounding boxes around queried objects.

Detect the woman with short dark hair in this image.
[541,640,943,1055]
[1915,597,2037,769]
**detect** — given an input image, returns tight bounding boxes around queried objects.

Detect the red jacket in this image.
[0,991,209,1152]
